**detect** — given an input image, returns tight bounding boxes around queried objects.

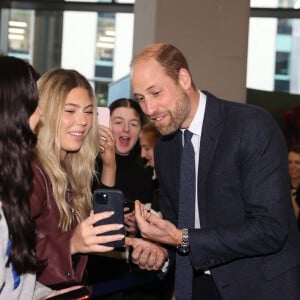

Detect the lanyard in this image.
[6,240,20,290]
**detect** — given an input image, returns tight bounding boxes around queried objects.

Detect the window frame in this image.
[0,1,134,13]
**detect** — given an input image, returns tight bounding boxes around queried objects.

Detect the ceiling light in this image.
[8,21,27,28]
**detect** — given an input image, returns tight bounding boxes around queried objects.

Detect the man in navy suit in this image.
[129,43,300,300]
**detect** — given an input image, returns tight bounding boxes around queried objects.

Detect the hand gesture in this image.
[98,125,116,187]
[124,206,138,236]
[134,200,181,246]
[126,237,168,271]
[70,211,124,254]
[98,124,115,165]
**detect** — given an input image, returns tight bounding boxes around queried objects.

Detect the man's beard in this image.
[157,91,190,135]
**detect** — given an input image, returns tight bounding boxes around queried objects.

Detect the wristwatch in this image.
[177,228,190,254]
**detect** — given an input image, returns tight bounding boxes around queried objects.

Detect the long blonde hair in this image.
[36,68,98,231]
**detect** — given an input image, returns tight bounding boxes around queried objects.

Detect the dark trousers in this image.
[192,273,222,300]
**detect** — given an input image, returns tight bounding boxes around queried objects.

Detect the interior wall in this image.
[133,0,250,103]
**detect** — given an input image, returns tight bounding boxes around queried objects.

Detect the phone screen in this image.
[97,107,110,127]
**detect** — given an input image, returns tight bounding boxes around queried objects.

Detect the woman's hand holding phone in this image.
[92,189,126,248]
[97,107,110,127]
[98,125,115,160]
[70,210,124,254]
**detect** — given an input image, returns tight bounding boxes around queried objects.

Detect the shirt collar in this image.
[188,90,206,137]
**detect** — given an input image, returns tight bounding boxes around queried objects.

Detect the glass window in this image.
[96,13,115,69]
[116,0,135,3]
[247,16,300,94]
[275,51,290,75]
[0,6,134,106]
[251,0,300,8]
[4,9,34,62]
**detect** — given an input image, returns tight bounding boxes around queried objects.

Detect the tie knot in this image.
[183,129,193,144]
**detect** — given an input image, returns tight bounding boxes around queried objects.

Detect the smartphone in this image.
[46,286,90,300]
[124,198,135,214]
[93,189,125,248]
[97,106,110,127]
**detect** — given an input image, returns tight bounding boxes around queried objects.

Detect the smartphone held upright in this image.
[93,189,125,248]
[97,106,110,127]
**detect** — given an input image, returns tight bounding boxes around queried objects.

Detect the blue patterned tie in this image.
[175,129,195,300]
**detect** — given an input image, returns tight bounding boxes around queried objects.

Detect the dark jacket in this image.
[30,160,87,288]
[155,91,300,299]
[94,153,153,205]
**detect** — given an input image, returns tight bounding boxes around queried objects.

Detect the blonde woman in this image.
[30,68,123,288]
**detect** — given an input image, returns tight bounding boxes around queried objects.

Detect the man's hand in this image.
[124,207,138,235]
[126,237,168,270]
[134,200,182,246]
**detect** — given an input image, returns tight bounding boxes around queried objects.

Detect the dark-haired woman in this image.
[0,55,50,300]
[93,98,154,234]
[88,98,155,298]
[109,98,153,208]
[0,56,85,300]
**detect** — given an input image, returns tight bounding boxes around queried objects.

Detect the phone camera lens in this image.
[97,192,108,204]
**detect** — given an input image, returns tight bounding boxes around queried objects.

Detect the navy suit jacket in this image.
[154,91,300,299]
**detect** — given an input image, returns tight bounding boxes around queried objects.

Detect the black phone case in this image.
[93,189,125,248]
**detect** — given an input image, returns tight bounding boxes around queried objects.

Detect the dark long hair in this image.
[0,56,42,274]
[109,97,146,126]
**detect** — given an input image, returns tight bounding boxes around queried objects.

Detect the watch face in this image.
[178,246,190,254]
[178,228,190,254]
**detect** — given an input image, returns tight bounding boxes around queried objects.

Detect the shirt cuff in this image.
[161,258,169,273]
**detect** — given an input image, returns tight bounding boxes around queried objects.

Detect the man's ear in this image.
[178,68,192,90]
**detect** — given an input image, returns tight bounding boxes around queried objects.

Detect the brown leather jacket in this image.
[30,160,87,287]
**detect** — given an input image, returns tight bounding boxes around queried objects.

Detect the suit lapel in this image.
[198,92,224,227]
